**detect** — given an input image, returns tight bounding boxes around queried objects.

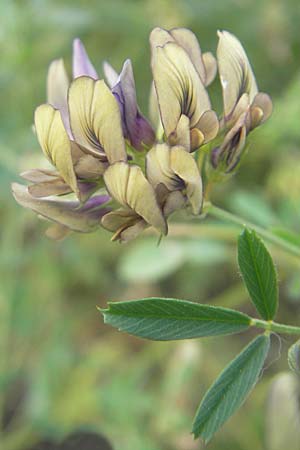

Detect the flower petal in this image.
[212,112,248,173]
[169,27,207,83]
[149,81,162,131]
[251,92,273,127]
[163,190,186,216]
[195,110,219,144]
[34,104,79,196]
[202,52,217,86]
[101,208,147,242]
[21,168,59,183]
[45,223,71,240]
[146,143,174,189]
[101,208,136,232]
[150,27,174,47]
[150,27,216,87]
[170,146,203,214]
[217,30,258,118]
[103,162,167,235]
[103,61,119,88]
[47,59,72,137]
[74,154,107,179]
[112,61,137,126]
[105,59,155,150]
[72,38,98,80]
[117,219,148,242]
[226,93,250,127]
[151,42,211,139]
[29,179,72,197]
[190,128,205,151]
[68,77,127,163]
[12,183,109,233]
[169,114,191,150]
[146,144,202,214]
[130,112,155,150]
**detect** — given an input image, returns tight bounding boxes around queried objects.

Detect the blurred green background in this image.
[1,0,300,449]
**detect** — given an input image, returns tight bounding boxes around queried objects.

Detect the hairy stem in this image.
[252,318,300,335]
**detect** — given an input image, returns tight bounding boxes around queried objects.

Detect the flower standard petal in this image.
[47,59,69,109]
[169,27,207,84]
[217,30,258,119]
[72,38,98,80]
[34,104,79,197]
[103,162,167,236]
[47,58,72,137]
[68,77,127,163]
[150,27,174,47]
[150,27,216,87]
[151,42,212,141]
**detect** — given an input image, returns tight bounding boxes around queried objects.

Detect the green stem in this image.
[206,203,300,258]
[252,318,300,335]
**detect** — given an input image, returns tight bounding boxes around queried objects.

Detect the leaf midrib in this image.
[246,232,271,318]
[104,311,250,325]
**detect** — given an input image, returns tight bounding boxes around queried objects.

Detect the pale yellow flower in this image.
[217,30,272,129]
[102,162,167,242]
[68,77,127,163]
[146,143,203,215]
[150,27,219,152]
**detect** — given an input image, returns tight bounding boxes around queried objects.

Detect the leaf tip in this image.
[191,426,210,444]
[97,305,112,324]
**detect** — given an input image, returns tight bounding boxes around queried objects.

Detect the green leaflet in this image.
[238,228,278,320]
[192,334,270,442]
[101,298,251,341]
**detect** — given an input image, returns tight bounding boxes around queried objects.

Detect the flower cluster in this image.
[12,28,272,242]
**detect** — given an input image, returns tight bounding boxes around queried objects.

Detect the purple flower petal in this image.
[130,111,155,149]
[104,59,155,150]
[72,38,98,80]
[80,194,110,212]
